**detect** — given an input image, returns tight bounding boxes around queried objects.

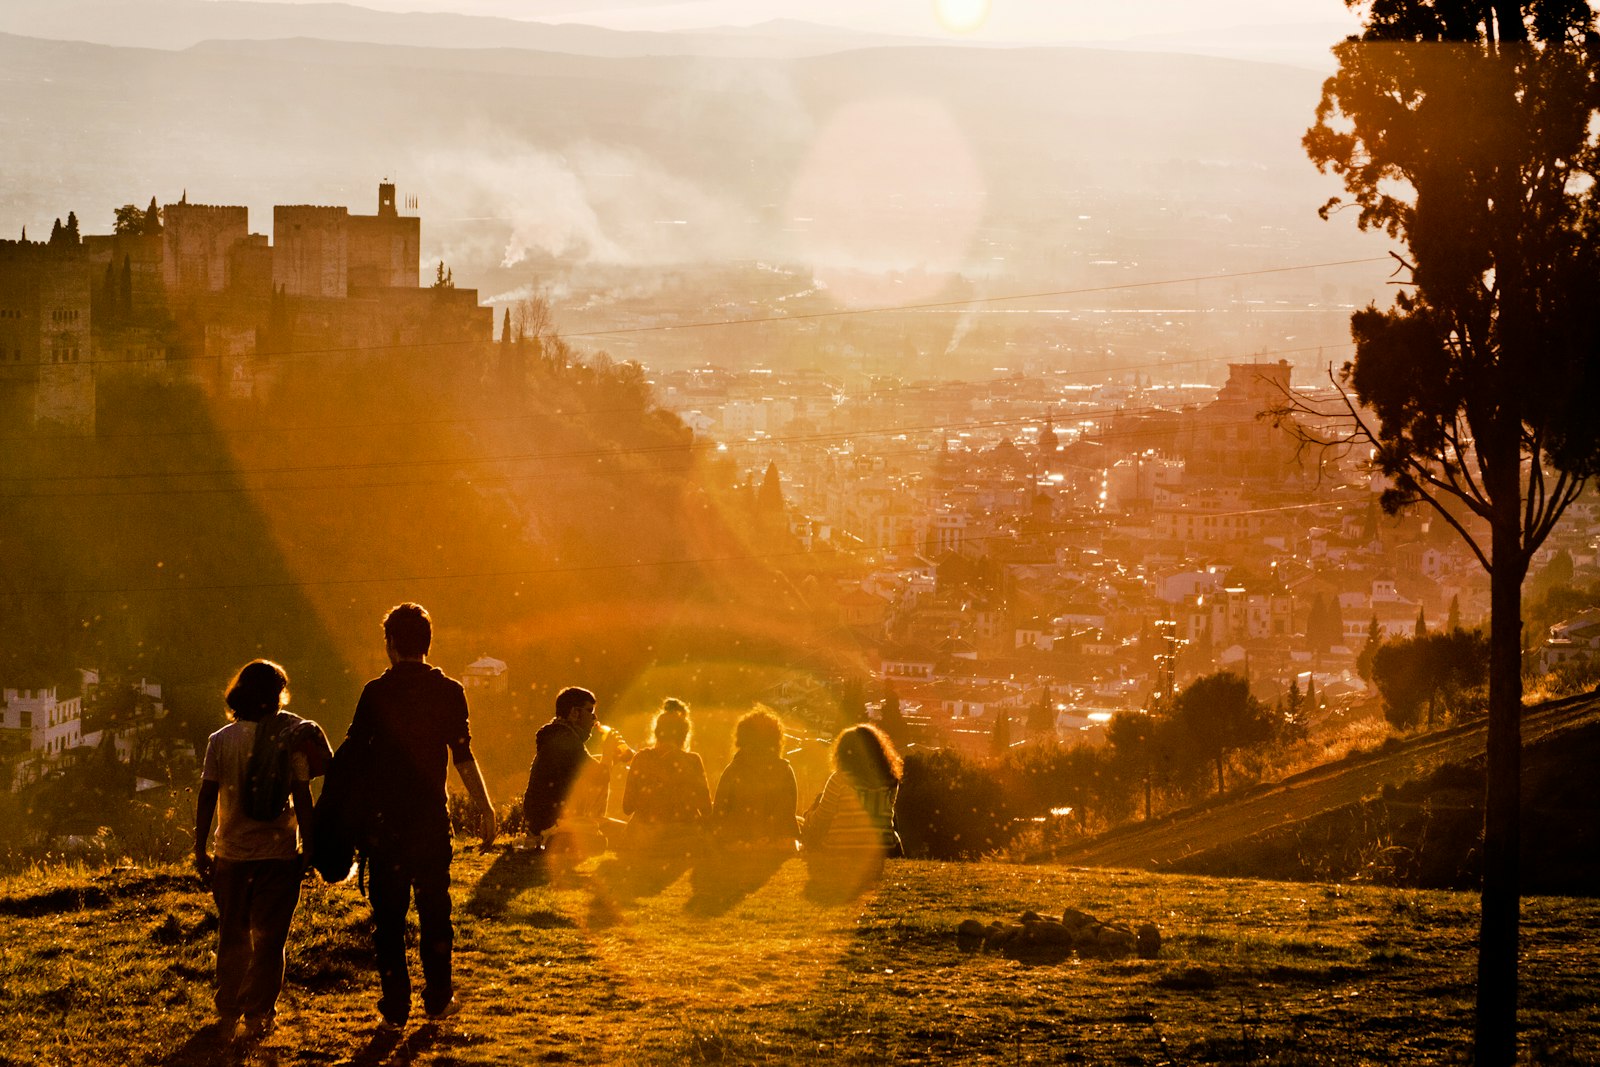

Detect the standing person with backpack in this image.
[194,659,317,1042]
[345,603,496,1029]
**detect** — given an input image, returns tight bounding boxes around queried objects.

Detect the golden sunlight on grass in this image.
[3,853,1598,1064]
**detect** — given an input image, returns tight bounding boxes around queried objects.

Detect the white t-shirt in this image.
[202,719,311,862]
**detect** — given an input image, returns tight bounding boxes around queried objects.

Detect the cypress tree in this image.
[757,461,784,515]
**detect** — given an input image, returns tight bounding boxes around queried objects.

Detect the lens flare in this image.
[934,0,990,34]
[785,96,986,308]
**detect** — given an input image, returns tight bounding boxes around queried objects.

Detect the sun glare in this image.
[934,0,990,35]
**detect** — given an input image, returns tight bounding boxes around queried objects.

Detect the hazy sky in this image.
[216,0,1363,44]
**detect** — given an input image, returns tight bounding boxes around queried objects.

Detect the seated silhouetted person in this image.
[688,707,798,912]
[800,723,902,899]
[522,686,630,856]
[621,698,711,857]
[711,708,799,851]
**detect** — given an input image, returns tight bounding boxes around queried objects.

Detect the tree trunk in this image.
[1491,1,1529,44]
[1215,751,1225,796]
[1475,495,1526,1064]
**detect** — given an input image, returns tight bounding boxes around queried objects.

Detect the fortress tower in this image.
[162,202,248,295]
[274,185,421,298]
[0,238,95,431]
[349,182,421,290]
[273,205,349,299]
[1,181,487,433]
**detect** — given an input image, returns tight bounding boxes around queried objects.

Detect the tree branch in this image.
[1440,418,1491,513]
[1528,468,1587,550]
[1402,466,1492,571]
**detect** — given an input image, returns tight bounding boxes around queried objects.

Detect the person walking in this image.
[344,603,496,1029]
[194,659,317,1042]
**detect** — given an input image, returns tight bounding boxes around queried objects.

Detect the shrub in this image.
[896,749,1015,860]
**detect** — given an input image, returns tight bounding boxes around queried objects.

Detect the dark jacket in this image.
[522,718,599,836]
[346,662,474,844]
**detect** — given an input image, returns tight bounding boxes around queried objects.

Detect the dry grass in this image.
[0,847,1596,1065]
[1253,716,1397,787]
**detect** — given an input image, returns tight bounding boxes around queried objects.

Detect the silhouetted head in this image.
[554,686,599,741]
[733,706,784,760]
[225,659,290,723]
[651,697,691,750]
[833,723,901,787]
[383,602,432,659]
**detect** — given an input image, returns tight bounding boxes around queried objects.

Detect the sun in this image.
[934,0,990,35]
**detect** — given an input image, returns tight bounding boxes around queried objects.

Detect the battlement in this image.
[1,181,479,435]
[164,203,248,216]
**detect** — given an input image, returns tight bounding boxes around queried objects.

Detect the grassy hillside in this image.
[1,850,1596,1065]
[0,349,852,819]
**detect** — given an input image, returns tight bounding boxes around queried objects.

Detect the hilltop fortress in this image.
[0,183,492,431]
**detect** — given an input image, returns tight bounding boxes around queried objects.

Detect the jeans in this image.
[211,856,302,1021]
[367,834,454,1022]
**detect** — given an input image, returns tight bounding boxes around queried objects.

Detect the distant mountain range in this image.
[0,10,1385,338]
[0,0,925,57]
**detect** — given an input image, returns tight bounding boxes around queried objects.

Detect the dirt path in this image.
[1053,693,1600,871]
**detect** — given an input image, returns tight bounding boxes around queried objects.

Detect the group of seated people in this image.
[520,687,902,885]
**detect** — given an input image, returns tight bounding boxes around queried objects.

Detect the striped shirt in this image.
[802,772,897,853]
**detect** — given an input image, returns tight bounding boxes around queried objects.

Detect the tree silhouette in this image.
[989,705,1011,755]
[1306,593,1346,652]
[1304,3,1600,1057]
[1283,676,1306,740]
[1106,710,1158,820]
[1026,688,1055,738]
[1373,629,1490,729]
[113,204,144,236]
[1357,615,1382,680]
[757,461,785,516]
[835,675,867,731]
[1170,671,1276,796]
[879,680,907,743]
[1372,639,1431,729]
